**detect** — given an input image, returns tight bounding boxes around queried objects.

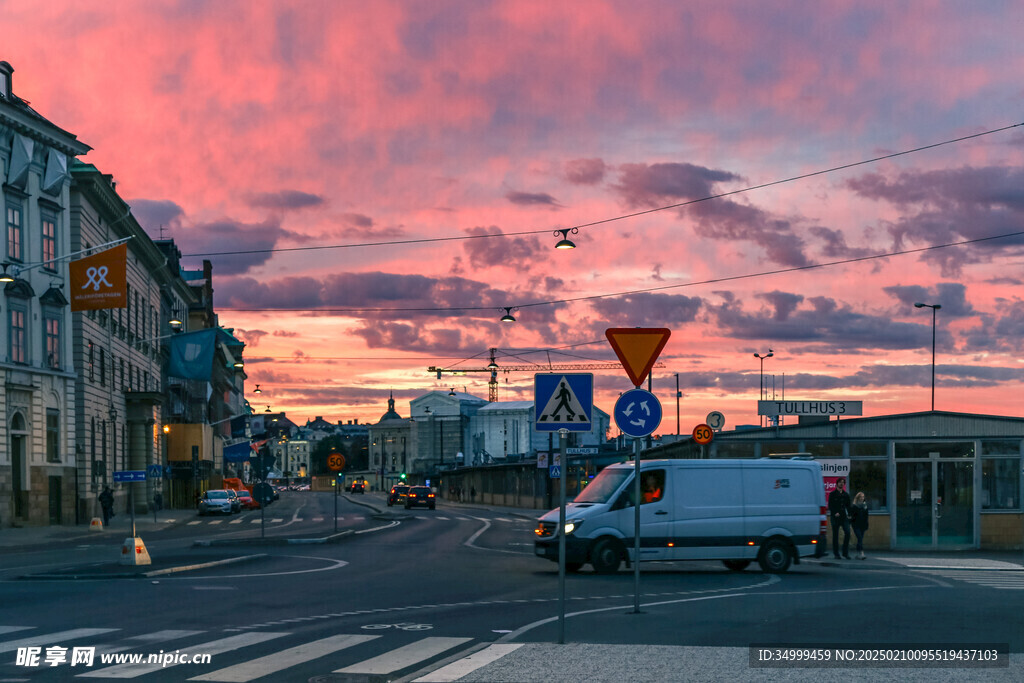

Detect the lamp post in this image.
[753,350,773,427]
[914,303,942,411]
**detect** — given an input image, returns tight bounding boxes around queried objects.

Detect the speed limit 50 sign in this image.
[692,423,714,445]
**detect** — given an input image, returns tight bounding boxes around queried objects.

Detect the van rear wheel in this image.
[590,538,623,574]
[757,539,792,573]
[722,560,751,572]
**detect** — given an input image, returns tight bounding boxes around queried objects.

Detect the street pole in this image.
[334,473,339,534]
[915,303,941,411]
[675,373,680,436]
[632,437,642,614]
[557,428,568,644]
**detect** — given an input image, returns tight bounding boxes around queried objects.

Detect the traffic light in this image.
[400,472,407,481]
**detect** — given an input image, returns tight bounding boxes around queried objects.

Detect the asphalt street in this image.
[2,490,1023,682]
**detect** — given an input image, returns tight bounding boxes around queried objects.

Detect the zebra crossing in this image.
[0,623,506,681]
[917,568,1024,590]
[182,515,532,526]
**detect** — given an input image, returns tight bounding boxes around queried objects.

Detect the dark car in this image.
[387,484,410,507]
[404,486,435,510]
[349,481,365,494]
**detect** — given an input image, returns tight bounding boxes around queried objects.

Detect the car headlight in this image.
[564,519,584,536]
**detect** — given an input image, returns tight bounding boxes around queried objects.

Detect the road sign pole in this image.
[557,428,567,645]
[632,437,642,614]
[334,476,339,534]
[130,485,137,538]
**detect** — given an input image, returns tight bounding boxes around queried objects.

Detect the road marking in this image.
[312,517,324,521]
[270,519,283,523]
[494,517,514,522]
[250,519,261,524]
[97,630,204,654]
[334,637,472,675]
[0,626,32,635]
[189,634,379,682]
[229,519,243,524]
[188,521,202,525]
[77,632,289,678]
[435,516,449,520]
[415,643,523,682]
[208,520,223,525]
[0,628,117,653]
[920,569,1024,589]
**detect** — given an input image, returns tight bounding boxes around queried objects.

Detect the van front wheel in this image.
[757,539,792,573]
[590,538,623,574]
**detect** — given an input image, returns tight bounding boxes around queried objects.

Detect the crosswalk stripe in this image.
[250,519,261,524]
[435,516,449,520]
[98,630,204,654]
[188,633,379,681]
[414,643,523,682]
[188,521,202,525]
[0,628,117,654]
[0,626,32,635]
[208,520,223,525]
[312,517,324,522]
[921,569,1024,589]
[77,632,289,678]
[335,637,472,675]
[270,519,283,523]
[229,519,243,524]
[494,518,514,522]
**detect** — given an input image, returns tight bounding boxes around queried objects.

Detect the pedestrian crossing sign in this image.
[534,373,593,432]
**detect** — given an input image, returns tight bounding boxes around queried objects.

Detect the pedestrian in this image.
[828,477,852,560]
[153,491,163,512]
[99,486,114,526]
[850,491,870,560]
[470,486,477,503]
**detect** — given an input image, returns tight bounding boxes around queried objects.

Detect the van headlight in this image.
[564,519,584,536]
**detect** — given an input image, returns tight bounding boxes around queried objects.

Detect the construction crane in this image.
[428,347,663,402]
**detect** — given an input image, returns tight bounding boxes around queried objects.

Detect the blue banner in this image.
[224,441,252,463]
[168,329,217,380]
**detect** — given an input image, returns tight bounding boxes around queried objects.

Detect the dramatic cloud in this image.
[590,293,703,326]
[612,163,740,208]
[461,226,544,269]
[564,158,607,185]
[130,199,186,238]
[177,219,298,275]
[245,190,325,211]
[505,191,560,207]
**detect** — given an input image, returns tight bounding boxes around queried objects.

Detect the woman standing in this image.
[850,492,870,559]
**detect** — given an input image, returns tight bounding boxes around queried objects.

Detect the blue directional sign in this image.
[534,373,593,432]
[113,470,146,483]
[614,388,663,438]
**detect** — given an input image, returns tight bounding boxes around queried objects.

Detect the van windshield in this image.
[573,467,632,504]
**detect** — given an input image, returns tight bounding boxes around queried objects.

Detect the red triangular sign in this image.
[605,328,671,387]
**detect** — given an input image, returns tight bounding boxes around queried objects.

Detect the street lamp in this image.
[914,303,942,411]
[753,350,773,426]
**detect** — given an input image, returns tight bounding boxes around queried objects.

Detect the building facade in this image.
[1,62,91,526]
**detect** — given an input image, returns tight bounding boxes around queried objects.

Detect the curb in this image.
[19,554,265,581]
[192,530,354,547]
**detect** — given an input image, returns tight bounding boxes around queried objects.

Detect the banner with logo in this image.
[820,459,851,499]
[168,328,217,380]
[69,244,127,311]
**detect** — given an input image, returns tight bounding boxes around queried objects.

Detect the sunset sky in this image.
[6,1,1024,433]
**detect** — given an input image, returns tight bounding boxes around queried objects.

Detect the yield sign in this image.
[605,328,671,387]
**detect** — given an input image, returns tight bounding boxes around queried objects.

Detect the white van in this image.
[534,459,826,574]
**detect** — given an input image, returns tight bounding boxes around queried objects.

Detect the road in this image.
[1,490,1021,681]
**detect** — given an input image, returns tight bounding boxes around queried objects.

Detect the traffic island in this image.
[18,553,266,580]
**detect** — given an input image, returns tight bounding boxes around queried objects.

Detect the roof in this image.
[478,401,535,412]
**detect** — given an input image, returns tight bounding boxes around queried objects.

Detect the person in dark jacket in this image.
[99,486,114,526]
[828,477,852,559]
[850,491,870,560]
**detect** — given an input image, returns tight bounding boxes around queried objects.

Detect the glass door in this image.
[896,461,932,548]
[895,458,975,549]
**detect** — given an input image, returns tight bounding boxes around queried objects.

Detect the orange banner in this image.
[69,243,127,311]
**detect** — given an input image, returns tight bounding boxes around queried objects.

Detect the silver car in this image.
[198,490,235,515]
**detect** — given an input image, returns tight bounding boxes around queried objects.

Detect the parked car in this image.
[349,481,365,494]
[198,490,235,515]
[404,486,435,510]
[235,489,259,510]
[388,484,410,507]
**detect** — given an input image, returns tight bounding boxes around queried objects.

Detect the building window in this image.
[849,460,888,511]
[99,348,107,387]
[46,409,60,462]
[88,342,95,381]
[6,202,22,261]
[850,441,888,457]
[982,458,1020,510]
[45,316,60,368]
[9,307,26,364]
[42,215,57,270]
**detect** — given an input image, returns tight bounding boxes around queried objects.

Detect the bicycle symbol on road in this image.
[361,622,433,631]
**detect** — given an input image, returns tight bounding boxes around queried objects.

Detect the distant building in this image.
[367,393,411,490]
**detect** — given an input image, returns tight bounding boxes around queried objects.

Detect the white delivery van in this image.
[534,458,826,574]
